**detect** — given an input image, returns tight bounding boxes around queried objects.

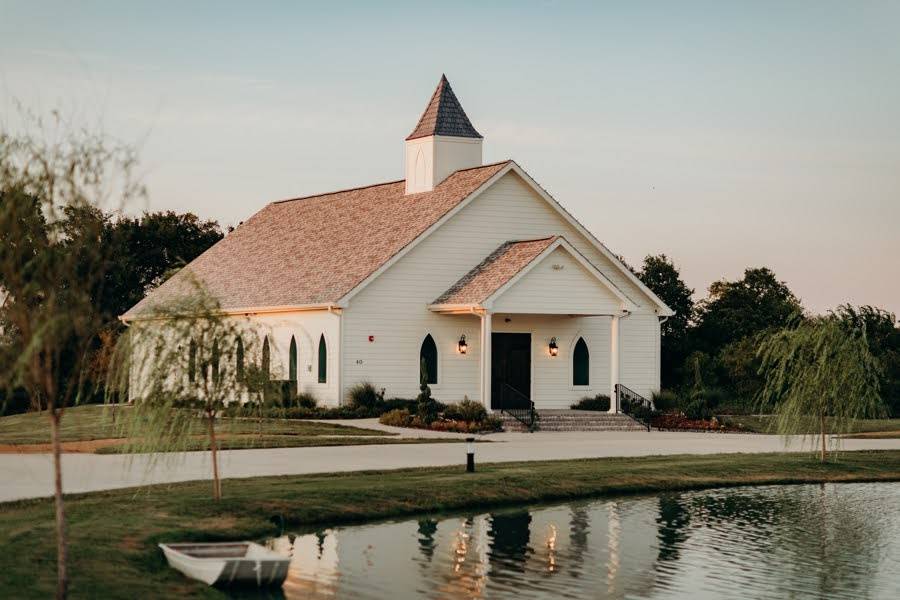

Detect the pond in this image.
[261,483,900,599]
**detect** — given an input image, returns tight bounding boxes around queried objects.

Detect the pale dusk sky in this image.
[1,1,898,315]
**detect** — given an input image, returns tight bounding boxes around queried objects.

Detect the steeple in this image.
[405,75,483,194]
[407,75,482,141]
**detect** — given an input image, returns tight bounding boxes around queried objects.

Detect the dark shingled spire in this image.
[406,75,482,141]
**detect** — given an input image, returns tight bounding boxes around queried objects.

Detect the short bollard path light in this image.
[466,437,476,472]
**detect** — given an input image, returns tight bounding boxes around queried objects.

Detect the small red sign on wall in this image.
[368,335,375,342]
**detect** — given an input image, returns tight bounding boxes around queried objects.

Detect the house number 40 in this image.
[356,359,364,365]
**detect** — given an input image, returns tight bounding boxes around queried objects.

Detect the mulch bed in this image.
[652,413,744,433]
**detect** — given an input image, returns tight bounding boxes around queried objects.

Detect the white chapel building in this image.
[124,76,673,412]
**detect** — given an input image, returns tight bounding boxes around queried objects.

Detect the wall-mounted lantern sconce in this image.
[458,334,468,354]
[549,337,559,357]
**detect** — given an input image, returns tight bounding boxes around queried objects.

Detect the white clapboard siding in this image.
[251,310,342,406]
[491,247,624,315]
[342,171,662,405]
[619,312,661,399]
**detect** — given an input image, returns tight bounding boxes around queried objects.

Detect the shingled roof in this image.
[123,161,511,318]
[406,75,482,141]
[432,237,558,305]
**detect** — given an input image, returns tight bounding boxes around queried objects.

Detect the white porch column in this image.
[480,311,492,410]
[609,315,620,413]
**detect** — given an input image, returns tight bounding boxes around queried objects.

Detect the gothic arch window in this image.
[236,337,245,382]
[420,334,438,385]
[289,336,298,382]
[211,339,220,385]
[573,337,589,386]
[188,339,197,384]
[414,148,426,187]
[317,334,327,384]
[261,335,270,380]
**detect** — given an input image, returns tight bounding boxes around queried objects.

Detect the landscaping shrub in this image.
[295,393,317,409]
[653,412,730,432]
[681,388,726,421]
[347,381,384,410]
[442,399,487,423]
[382,398,417,412]
[651,389,680,413]
[416,399,444,425]
[0,388,30,417]
[379,408,413,427]
[429,416,502,433]
[571,394,610,411]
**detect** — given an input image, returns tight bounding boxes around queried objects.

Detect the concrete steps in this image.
[498,410,648,432]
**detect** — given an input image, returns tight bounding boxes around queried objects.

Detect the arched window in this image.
[188,339,197,384]
[261,336,270,380]
[420,334,438,385]
[236,337,245,382]
[211,340,220,385]
[289,336,298,382]
[317,334,327,383]
[573,337,589,386]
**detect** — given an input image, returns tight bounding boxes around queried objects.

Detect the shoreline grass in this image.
[2,450,900,598]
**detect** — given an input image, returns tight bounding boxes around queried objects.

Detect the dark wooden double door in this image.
[491,333,531,410]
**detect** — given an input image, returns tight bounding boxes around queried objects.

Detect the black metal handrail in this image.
[615,384,653,432]
[499,383,538,432]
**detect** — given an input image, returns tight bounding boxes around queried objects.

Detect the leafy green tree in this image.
[0,118,141,599]
[834,305,900,416]
[756,312,885,461]
[99,211,223,320]
[638,254,694,387]
[695,267,801,352]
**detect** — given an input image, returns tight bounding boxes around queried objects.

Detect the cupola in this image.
[405,75,483,194]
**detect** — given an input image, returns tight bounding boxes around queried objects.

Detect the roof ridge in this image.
[272,161,510,206]
[271,178,404,205]
[450,159,512,174]
[506,235,558,244]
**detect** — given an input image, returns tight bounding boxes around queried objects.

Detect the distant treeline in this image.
[635,256,900,416]
[0,205,223,415]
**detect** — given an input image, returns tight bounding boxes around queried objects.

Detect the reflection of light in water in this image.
[277,530,340,600]
[453,529,469,573]
[607,501,621,597]
[434,517,487,599]
[546,524,558,573]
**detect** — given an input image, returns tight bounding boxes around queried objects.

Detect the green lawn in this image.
[0,405,469,453]
[2,451,899,598]
[0,405,391,445]
[719,415,900,435]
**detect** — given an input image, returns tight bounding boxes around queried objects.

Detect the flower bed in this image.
[651,412,741,432]
[379,407,502,433]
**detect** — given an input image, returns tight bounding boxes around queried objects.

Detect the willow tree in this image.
[756,311,885,461]
[106,274,274,500]
[0,117,140,599]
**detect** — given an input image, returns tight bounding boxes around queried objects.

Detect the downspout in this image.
[328,305,343,406]
[656,315,669,399]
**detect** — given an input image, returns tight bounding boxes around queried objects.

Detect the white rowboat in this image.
[159,542,290,587]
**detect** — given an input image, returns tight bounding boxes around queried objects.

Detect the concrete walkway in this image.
[2,422,899,503]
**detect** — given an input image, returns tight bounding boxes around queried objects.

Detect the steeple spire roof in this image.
[406,75,482,141]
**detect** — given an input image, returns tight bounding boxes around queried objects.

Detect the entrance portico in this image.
[429,236,638,412]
